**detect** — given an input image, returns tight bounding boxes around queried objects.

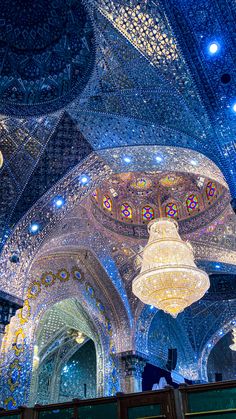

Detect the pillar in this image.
[120,351,146,393]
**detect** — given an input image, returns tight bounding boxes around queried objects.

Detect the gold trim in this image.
[185,407,236,416]
[135,416,166,419]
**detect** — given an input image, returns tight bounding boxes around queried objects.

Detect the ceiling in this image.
[91,170,228,236]
[0,0,236,251]
[0,0,236,373]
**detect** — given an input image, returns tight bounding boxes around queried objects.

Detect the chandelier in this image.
[230,328,236,351]
[132,218,210,317]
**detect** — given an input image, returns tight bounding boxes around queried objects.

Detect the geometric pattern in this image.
[142,206,154,221]
[165,203,178,218]
[186,194,199,212]
[0,0,95,116]
[121,203,132,219]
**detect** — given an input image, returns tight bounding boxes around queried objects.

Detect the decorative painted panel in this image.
[206,181,217,199]
[165,203,178,218]
[186,194,199,213]
[121,203,132,219]
[142,206,154,221]
[103,196,112,212]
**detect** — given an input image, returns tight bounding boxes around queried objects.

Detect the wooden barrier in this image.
[179,380,236,418]
[0,381,236,419]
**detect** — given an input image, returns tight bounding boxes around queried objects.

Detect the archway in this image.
[207,332,236,382]
[30,298,99,404]
[1,256,123,409]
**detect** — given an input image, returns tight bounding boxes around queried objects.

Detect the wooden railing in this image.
[0,380,236,418]
[179,380,236,418]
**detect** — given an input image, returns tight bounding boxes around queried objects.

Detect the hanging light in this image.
[132,218,210,317]
[0,151,3,168]
[230,328,236,351]
[75,332,85,344]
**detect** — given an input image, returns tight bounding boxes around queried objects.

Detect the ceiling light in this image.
[155,156,163,162]
[215,264,220,268]
[54,197,64,208]
[209,42,219,54]
[132,218,210,317]
[232,103,236,113]
[80,175,89,185]
[190,159,198,166]
[30,223,40,234]
[123,156,131,163]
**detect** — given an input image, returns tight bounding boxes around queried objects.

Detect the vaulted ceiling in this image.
[0,1,236,366]
[1,0,236,251]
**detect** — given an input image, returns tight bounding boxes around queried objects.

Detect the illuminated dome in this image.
[91,171,228,237]
[0,0,95,116]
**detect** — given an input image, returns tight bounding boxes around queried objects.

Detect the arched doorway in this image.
[29,297,103,405]
[207,332,236,382]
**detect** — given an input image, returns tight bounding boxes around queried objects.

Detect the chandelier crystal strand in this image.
[132,218,210,317]
[0,150,3,168]
[230,328,236,351]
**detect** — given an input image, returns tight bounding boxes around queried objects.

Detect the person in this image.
[158,377,168,389]
[152,376,168,390]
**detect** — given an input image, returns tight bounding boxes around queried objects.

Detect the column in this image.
[120,352,146,393]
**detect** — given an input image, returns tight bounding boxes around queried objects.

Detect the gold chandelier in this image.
[132,218,210,317]
[230,328,236,351]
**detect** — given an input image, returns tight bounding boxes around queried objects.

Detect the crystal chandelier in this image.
[230,328,236,351]
[132,218,210,317]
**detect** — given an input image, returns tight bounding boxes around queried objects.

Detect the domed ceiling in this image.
[0,0,95,116]
[91,171,229,237]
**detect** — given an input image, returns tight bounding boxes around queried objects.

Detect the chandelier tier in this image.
[132,218,210,317]
[230,328,236,351]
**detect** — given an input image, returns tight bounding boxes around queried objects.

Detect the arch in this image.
[198,318,236,381]
[0,146,229,299]
[29,298,103,405]
[135,305,198,380]
[1,253,129,408]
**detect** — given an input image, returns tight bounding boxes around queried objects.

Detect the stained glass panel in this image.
[103,195,112,211]
[186,194,199,212]
[142,206,154,221]
[121,203,132,219]
[206,181,216,199]
[165,203,178,218]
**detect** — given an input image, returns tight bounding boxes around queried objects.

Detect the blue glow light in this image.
[232,103,236,113]
[215,264,220,268]
[190,159,198,166]
[155,156,163,163]
[80,175,89,185]
[30,223,40,234]
[54,197,64,208]
[123,156,131,163]
[208,42,219,54]
[150,305,154,309]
